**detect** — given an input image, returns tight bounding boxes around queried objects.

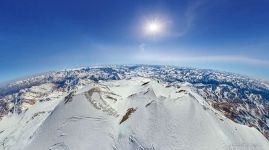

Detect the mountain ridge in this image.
[23,78,269,150]
[0,65,269,149]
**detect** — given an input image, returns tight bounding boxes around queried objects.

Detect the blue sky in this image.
[1,0,269,82]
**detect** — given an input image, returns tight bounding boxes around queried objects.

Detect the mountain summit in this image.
[0,65,269,150]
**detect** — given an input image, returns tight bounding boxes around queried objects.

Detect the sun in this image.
[147,22,160,33]
[145,19,163,35]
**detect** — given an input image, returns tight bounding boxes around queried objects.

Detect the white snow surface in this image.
[1,78,269,150]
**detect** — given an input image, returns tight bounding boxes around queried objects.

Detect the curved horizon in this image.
[1,0,269,83]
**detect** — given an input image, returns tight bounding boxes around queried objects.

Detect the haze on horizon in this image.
[1,0,269,82]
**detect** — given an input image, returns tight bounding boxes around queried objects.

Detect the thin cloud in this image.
[134,51,269,67]
[174,0,209,37]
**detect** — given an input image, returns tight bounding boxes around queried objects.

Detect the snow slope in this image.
[1,65,269,140]
[0,96,64,150]
[19,78,269,150]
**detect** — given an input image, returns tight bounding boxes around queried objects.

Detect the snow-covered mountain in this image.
[0,65,269,150]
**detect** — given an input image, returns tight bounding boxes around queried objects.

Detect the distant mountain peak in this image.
[0,65,269,150]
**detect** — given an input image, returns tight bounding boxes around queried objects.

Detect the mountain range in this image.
[0,65,269,150]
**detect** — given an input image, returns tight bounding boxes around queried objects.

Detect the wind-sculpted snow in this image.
[18,79,269,149]
[0,65,269,146]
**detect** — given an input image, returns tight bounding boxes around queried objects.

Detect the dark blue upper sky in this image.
[1,0,269,82]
